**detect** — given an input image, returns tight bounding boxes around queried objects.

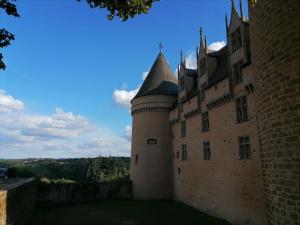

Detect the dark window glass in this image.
[176,151,179,159]
[233,60,243,84]
[231,27,242,52]
[181,121,186,137]
[135,154,138,165]
[202,112,209,132]
[203,142,211,160]
[236,96,248,123]
[147,138,157,145]
[181,144,187,161]
[178,167,181,174]
[239,136,251,159]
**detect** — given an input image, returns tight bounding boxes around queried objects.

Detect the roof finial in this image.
[199,27,204,49]
[180,50,183,64]
[159,42,163,53]
[225,13,229,30]
[231,0,237,13]
[239,0,244,20]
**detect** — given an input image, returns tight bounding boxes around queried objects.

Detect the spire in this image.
[133,52,178,100]
[239,0,244,20]
[225,13,229,31]
[231,0,237,14]
[199,27,205,49]
[159,42,163,53]
[196,45,199,59]
[180,50,183,65]
[205,36,208,53]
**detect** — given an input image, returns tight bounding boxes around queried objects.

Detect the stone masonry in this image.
[249,0,300,224]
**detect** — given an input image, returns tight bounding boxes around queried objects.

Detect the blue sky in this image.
[0,0,248,158]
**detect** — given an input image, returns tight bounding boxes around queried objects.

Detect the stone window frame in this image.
[231,27,242,53]
[233,60,244,85]
[203,141,211,160]
[181,120,187,138]
[236,95,249,123]
[202,111,210,132]
[181,144,187,161]
[238,136,251,160]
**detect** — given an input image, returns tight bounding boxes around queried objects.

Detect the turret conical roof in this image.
[133,52,178,100]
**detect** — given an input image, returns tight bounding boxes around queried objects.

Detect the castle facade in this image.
[130,1,300,225]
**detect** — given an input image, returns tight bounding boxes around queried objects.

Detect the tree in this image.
[0,0,158,70]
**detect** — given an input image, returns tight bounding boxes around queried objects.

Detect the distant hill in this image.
[0,157,130,183]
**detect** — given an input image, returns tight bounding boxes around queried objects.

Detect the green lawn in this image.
[27,200,232,225]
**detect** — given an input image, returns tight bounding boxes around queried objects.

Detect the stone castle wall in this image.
[249,0,300,224]
[37,181,132,205]
[171,77,267,225]
[0,178,36,225]
[131,95,176,200]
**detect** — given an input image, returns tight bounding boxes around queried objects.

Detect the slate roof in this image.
[186,69,198,77]
[206,46,229,89]
[132,52,178,101]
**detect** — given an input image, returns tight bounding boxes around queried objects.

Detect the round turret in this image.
[130,52,178,199]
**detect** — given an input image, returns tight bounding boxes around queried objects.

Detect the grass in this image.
[27,200,232,225]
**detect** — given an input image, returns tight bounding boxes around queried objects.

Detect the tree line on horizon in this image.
[0,156,130,183]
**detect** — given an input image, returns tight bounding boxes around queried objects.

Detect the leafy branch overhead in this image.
[0,0,158,70]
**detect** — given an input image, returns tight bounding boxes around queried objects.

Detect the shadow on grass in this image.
[27,200,232,225]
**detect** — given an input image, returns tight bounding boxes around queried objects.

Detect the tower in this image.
[130,50,178,199]
[249,0,300,224]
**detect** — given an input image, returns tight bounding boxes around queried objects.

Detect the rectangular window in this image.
[135,154,138,165]
[239,136,251,159]
[177,167,181,174]
[231,27,242,52]
[147,138,157,145]
[233,60,243,84]
[181,121,186,137]
[236,96,248,123]
[236,27,242,49]
[202,112,209,132]
[181,144,187,161]
[176,151,179,159]
[203,142,211,160]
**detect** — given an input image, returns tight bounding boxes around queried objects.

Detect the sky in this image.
[0,0,248,159]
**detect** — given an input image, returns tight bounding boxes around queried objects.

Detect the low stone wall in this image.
[0,178,37,225]
[37,181,132,205]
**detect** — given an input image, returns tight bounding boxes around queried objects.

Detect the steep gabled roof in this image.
[132,52,178,101]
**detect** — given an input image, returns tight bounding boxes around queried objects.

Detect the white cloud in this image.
[113,88,139,109]
[208,41,226,51]
[185,52,197,69]
[142,71,149,80]
[0,90,131,158]
[123,125,132,141]
[0,89,24,112]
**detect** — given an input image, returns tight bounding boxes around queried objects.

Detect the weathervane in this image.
[159,42,163,53]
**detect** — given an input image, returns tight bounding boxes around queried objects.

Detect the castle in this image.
[130,1,300,225]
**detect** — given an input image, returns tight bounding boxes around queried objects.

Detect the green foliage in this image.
[0,157,130,183]
[81,0,158,21]
[0,0,19,70]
